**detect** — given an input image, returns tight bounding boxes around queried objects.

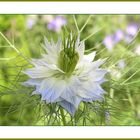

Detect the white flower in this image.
[23,34,107,115]
[134,45,140,56]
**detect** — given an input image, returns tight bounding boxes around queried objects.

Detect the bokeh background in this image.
[0,15,140,125]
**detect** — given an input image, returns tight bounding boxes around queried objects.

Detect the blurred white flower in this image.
[108,68,121,80]
[23,34,107,115]
[117,59,126,70]
[134,45,140,56]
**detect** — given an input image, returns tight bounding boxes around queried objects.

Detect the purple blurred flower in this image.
[103,35,114,51]
[103,29,124,51]
[114,30,124,43]
[126,24,138,36]
[117,59,126,69]
[26,16,36,29]
[47,16,67,32]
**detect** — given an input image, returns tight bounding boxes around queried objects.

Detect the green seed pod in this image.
[58,49,79,76]
[67,52,79,75]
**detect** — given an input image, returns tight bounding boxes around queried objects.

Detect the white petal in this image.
[44,37,61,54]
[23,66,55,79]
[91,58,107,69]
[90,69,107,82]
[78,81,105,100]
[32,59,64,73]
[43,37,54,54]
[77,58,107,76]
[76,41,85,62]
[83,51,96,62]
[56,37,62,52]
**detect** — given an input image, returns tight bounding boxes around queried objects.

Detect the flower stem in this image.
[60,108,66,126]
[0,32,31,64]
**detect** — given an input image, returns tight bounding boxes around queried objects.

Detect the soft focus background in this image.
[0,15,140,125]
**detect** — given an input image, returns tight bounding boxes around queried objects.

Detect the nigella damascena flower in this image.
[126,24,138,36]
[103,29,124,51]
[26,15,37,29]
[125,24,139,43]
[23,34,107,115]
[47,16,67,32]
[117,59,126,70]
[114,30,124,43]
[103,35,114,51]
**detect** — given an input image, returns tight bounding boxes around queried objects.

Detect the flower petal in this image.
[23,66,55,78]
[78,81,105,100]
[63,96,81,108]
[31,59,64,73]
[76,41,85,62]
[22,78,43,86]
[91,58,107,69]
[59,100,76,116]
[83,51,96,62]
[90,69,107,82]
[39,78,66,102]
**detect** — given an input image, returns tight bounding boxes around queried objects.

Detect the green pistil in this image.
[59,48,79,77]
[59,33,79,77]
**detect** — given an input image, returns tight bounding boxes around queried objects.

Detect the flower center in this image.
[58,34,79,76]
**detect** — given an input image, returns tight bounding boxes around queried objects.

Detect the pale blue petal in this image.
[22,78,43,86]
[64,96,81,108]
[60,87,75,99]
[23,66,51,78]
[61,90,82,108]
[59,100,76,116]
[91,59,107,69]
[39,79,65,103]
[98,78,107,84]
[90,69,107,82]
[78,82,105,99]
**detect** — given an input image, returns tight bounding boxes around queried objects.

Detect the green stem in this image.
[60,108,66,126]
[0,32,31,64]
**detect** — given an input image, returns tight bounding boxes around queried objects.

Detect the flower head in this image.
[23,34,107,115]
[114,30,124,43]
[26,15,37,29]
[126,24,138,36]
[103,29,124,51]
[117,59,126,70]
[103,35,114,51]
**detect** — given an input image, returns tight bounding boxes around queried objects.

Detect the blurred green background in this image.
[0,15,140,125]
